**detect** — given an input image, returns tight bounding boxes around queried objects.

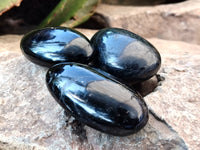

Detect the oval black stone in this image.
[20,27,93,67]
[46,62,148,136]
[90,28,161,85]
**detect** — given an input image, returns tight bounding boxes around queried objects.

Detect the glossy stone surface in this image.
[46,63,148,136]
[90,28,161,85]
[21,27,93,67]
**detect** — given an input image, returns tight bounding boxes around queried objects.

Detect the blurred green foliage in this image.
[39,0,100,28]
[0,0,100,28]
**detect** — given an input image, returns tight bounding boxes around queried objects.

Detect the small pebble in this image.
[90,28,161,85]
[20,27,93,67]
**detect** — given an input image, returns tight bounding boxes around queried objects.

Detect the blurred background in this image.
[1,0,199,45]
[0,1,191,34]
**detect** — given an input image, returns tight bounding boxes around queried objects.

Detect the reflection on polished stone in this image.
[21,27,93,67]
[46,62,149,136]
[90,28,161,85]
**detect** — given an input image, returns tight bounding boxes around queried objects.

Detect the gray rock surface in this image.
[0,35,22,53]
[0,34,191,150]
[0,51,187,150]
[96,0,200,44]
[146,38,200,150]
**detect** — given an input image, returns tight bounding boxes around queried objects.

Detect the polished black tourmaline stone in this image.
[90,28,161,85]
[20,27,93,67]
[46,63,149,136]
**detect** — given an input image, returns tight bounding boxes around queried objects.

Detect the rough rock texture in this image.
[0,34,190,150]
[146,38,200,150]
[0,35,22,53]
[96,0,200,44]
[0,51,187,150]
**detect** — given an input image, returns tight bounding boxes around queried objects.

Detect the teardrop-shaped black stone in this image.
[46,62,148,136]
[21,27,93,67]
[90,28,161,85]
